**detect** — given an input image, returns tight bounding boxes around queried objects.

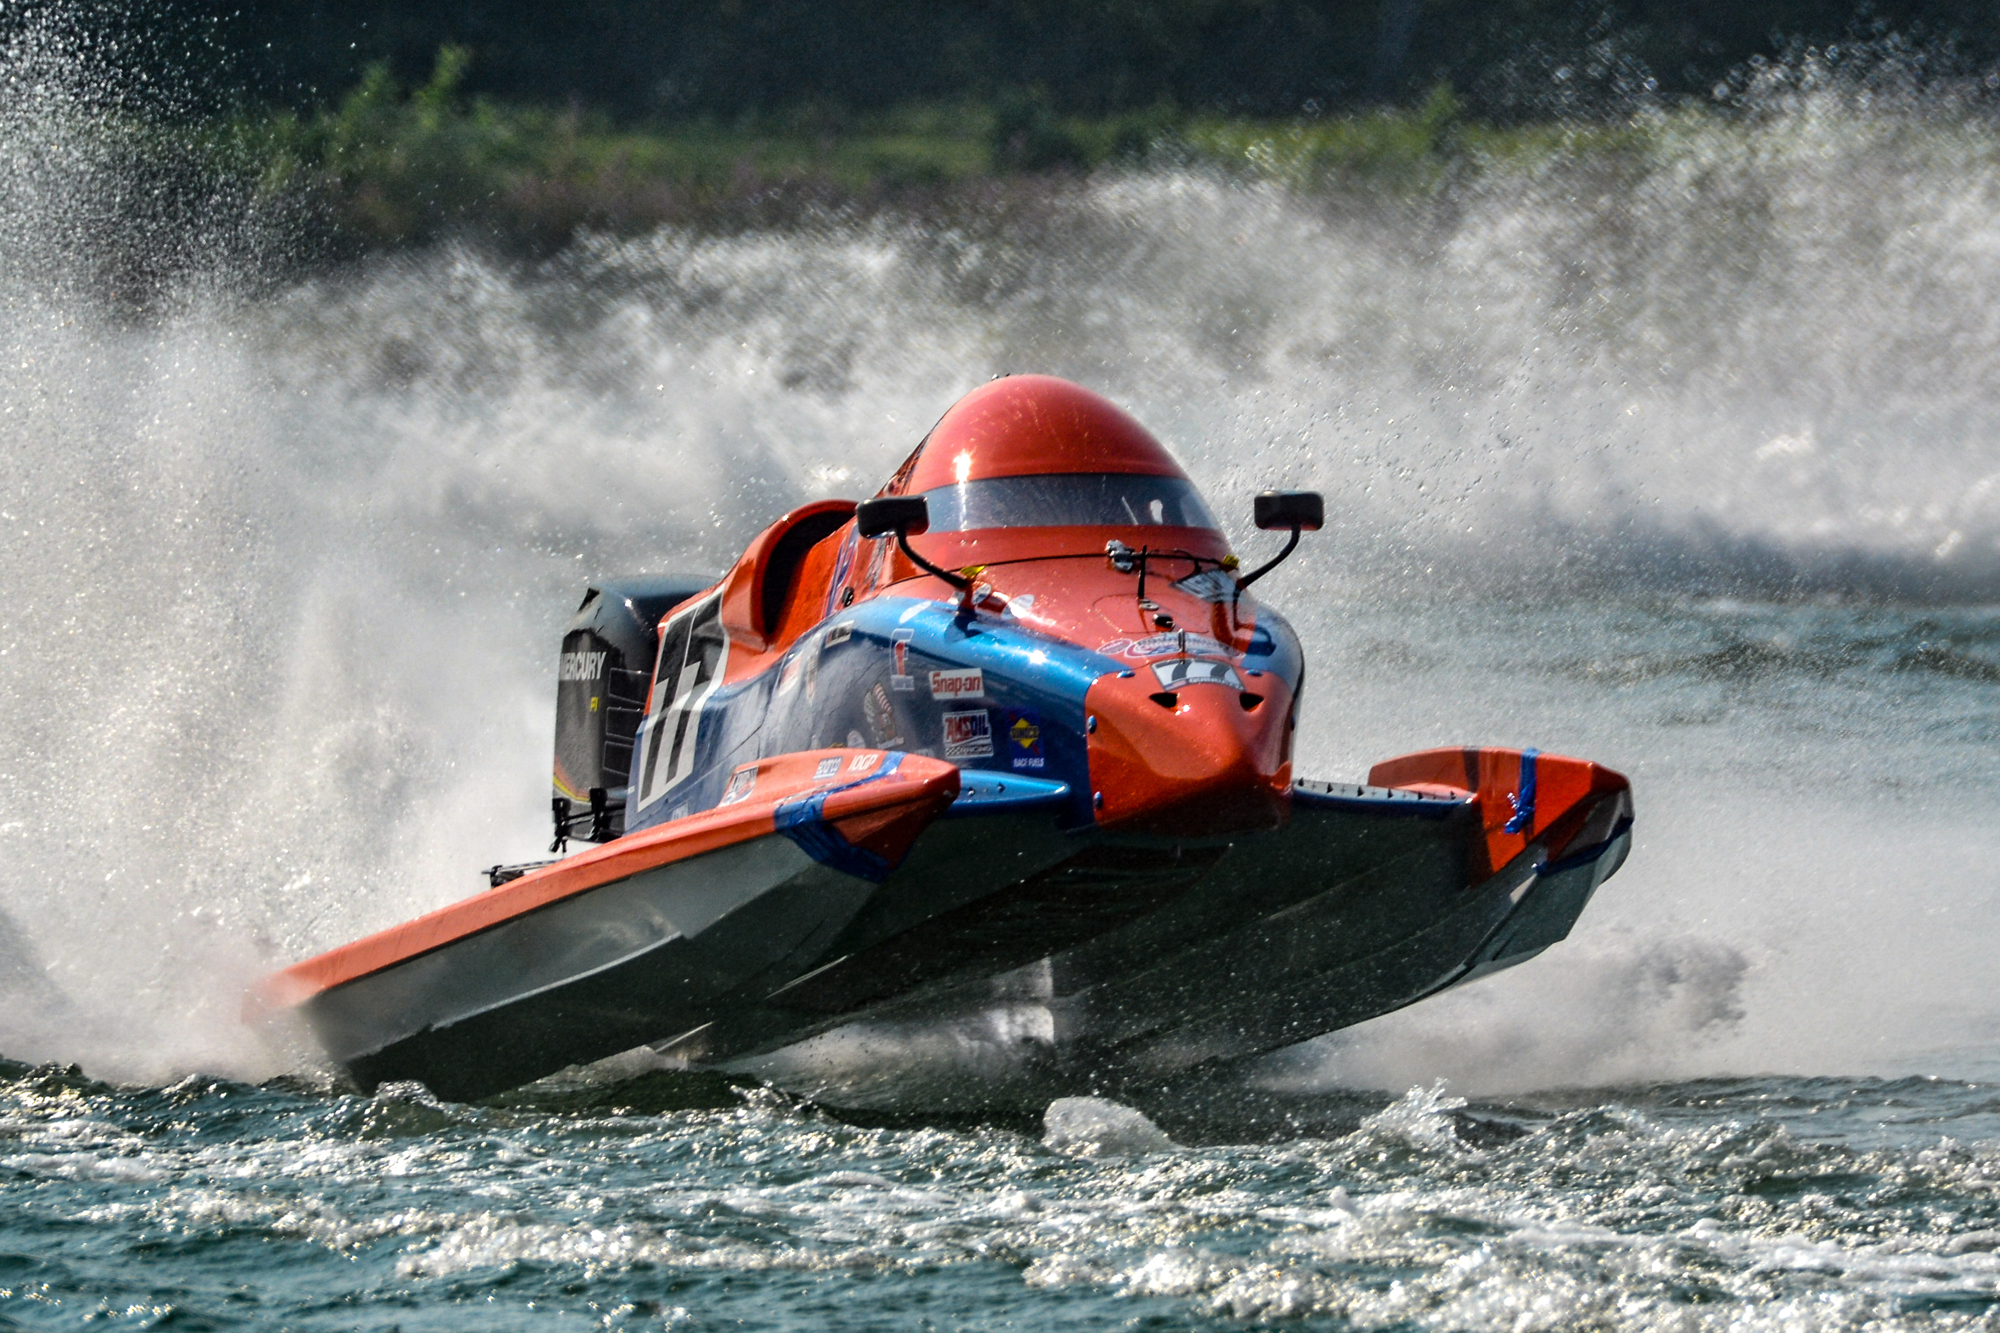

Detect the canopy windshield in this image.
[918,473,1217,533]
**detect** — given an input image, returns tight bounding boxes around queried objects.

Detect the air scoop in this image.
[1085,658,1292,835]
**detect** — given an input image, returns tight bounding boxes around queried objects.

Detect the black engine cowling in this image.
[554,574,714,841]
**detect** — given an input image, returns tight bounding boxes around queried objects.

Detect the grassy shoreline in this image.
[71,46,2000,271]
[181,51,1664,253]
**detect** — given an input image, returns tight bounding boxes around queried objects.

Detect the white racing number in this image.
[635,592,730,809]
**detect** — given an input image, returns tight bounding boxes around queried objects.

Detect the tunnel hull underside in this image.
[305,776,1625,1102]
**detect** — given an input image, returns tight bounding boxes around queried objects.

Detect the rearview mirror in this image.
[1253,491,1324,532]
[856,495,931,539]
[1237,490,1323,591]
[855,494,969,593]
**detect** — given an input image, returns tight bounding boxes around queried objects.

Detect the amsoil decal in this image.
[1005,708,1045,770]
[1150,658,1245,690]
[942,709,994,760]
[634,592,729,809]
[559,650,607,682]
[1101,631,1232,660]
[929,667,985,701]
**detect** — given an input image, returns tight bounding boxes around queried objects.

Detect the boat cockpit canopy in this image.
[918,472,1217,533]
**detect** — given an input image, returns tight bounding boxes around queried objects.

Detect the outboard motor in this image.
[553,574,714,845]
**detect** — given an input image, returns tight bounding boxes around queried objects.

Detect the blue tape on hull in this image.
[772,753,907,883]
[1503,748,1540,834]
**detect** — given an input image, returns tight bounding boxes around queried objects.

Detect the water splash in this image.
[1042,1096,1175,1157]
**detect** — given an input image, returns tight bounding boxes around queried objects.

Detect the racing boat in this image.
[253,376,1633,1102]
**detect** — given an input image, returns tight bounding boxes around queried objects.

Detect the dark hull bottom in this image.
[1052,824,1632,1077]
[730,814,1632,1096]
[670,783,1629,1087]
[310,780,1628,1103]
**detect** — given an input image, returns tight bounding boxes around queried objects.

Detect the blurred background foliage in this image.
[14,0,2000,255]
[37,0,2000,119]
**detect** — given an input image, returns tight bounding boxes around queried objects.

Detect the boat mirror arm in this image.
[856,495,973,591]
[1236,491,1324,591]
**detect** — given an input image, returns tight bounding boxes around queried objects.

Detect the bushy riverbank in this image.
[181,52,1657,253]
[35,43,2000,288]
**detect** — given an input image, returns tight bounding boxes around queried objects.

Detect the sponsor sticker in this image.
[825,622,854,647]
[813,757,842,779]
[635,592,728,808]
[929,667,985,701]
[1170,569,1240,603]
[559,650,607,682]
[864,681,903,747]
[1100,631,1231,660]
[848,751,880,773]
[1005,708,1045,770]
[719,766,758,805]
[890,629,916,691]
[821,528,859,618]
[1150,658,1245,691]
[942,708,994,760]
[776,655,801,696]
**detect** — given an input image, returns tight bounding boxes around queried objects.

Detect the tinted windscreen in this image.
[919,473,1217,532]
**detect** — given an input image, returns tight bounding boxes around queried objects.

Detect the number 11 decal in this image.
[634,592,729,809]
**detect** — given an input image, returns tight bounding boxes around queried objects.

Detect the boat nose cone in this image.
[1085,667,1292,835]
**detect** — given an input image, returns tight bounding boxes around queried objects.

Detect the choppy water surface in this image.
[10,1067,2000,1330]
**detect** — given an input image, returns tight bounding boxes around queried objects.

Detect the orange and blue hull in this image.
[256,742,1627,1102]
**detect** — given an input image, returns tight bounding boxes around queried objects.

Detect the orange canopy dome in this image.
[889,376,1188,495]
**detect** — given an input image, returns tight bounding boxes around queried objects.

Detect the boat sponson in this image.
[1368,746,1630,881]
[763,751,1630,1082]
[251,750,957,1098]
[1050,788,1634,1077]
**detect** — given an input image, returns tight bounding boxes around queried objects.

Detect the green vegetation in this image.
[183,53,1533,250]
[176,46,1996,255]
[93,0,2000,125]
[207,51,1183,248]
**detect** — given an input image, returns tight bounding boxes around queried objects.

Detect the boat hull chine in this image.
[262,749,960,1101]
